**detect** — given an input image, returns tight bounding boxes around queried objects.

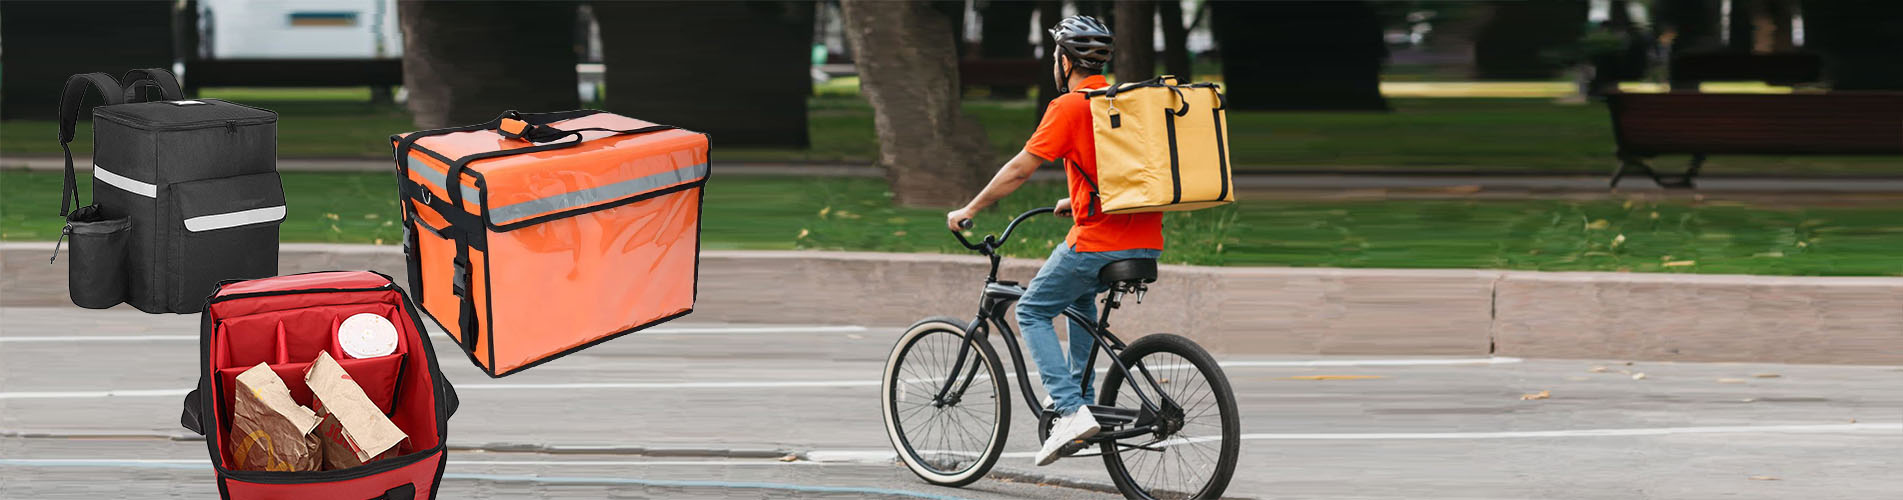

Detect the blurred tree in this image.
[1728,0,1797,53]
[398,2,580,128]
[594,1,814,147]
[1114,0,1157,83]
[0,1,174,120]
[839,0,991,207]
[1802,0,1903,90]
[1473,0,1588,80]
[1034,0,1064,118]
[1211,0,1388,111]
[1655,0,1722,89]
[978,0,1036,99]
[1158,0,1193,80]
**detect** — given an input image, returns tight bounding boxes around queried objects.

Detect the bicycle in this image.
[880,207,1241,500]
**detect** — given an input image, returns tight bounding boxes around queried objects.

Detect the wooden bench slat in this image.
[1611,93,1903,156]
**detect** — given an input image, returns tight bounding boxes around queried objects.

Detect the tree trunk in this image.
[1158,0,1193,79]
[1034,0,1064,118]
[594,1,814,147]
[0,1,174,120]
[1211,0,1389,111]
[1802,0,1903,90]
[1114,0,1157,82]
[1471,0,1588,80]
[979,0,1036,99]
[840,0,992,207]
[399,1,580,128]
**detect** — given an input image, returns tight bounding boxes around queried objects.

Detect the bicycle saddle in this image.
[1098,258,1158,286]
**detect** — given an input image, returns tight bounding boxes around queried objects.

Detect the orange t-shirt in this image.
[1023,75,1165,252]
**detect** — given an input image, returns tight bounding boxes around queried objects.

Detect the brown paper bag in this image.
[230,363,323,471]
[306,352,408,470]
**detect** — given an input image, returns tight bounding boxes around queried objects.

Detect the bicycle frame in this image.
[933,208,1184,442]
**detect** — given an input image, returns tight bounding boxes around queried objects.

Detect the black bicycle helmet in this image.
[1048,15,1113,71]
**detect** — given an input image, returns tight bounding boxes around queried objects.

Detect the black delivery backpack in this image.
[54,69,285,313]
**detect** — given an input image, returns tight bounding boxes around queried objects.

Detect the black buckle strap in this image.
[451,249,478,352]
[1065,159,1103,217]
[399,178,484,245]
[57,73,126,217]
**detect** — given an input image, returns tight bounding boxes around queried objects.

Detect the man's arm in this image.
[945,150,1048,231]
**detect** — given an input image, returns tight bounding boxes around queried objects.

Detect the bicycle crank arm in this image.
[1086,404,1141,427]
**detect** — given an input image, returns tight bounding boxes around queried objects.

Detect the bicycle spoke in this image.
[1104,349,1229,500]
[887,328,1003,479]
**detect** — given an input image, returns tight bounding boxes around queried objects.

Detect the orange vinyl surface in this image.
[395,112,705,375]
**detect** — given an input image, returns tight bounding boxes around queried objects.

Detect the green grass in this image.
[5,88,1895,174]
[7,170,1899,276]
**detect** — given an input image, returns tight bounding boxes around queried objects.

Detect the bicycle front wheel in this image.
[1097,333,1241,500]
[881,317,1011,487]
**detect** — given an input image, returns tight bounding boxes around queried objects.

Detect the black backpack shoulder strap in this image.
[120,68,184,103]
[58,73,126,217]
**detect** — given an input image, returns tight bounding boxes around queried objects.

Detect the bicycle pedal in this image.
[1057,439,1092,457]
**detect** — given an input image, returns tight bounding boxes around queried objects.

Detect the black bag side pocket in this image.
[66,215,132,309]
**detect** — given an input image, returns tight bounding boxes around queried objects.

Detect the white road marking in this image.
[0,356,1521,400]
[1216,357,1520,367]
[811,423,1903,462]
[0,459,968,499]
[0,388,194,399]
[456,380,881,391]
[0,458,829,467]
[0,325,870,343]
[0,335,199,342]
[1229,422,1903,440]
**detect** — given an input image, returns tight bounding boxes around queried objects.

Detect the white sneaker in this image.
[1034,408,1100,466]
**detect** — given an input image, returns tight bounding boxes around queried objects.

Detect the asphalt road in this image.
[2,306,1899,499]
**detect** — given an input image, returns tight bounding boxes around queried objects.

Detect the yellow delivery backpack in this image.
[1081,75,1235,214]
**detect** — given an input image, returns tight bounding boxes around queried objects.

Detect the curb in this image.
[13,156,1903,192]
[4,243,1900,364]
[986,466,1129,496]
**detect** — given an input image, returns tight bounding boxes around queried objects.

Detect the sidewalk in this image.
[12,156,1903,193]
[5,242,1900,364]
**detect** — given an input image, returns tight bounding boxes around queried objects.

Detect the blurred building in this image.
[196,0,400,59]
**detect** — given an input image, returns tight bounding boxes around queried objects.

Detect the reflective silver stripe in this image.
[406,156,483,202]
[93,164,157,198]
[183,206,286,232]
[488,162,707,224]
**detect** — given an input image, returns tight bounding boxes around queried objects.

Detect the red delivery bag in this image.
[182,271,458,499]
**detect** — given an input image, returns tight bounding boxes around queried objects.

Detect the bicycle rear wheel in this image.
[1097,333,1240,500]
[881,317,1011,487]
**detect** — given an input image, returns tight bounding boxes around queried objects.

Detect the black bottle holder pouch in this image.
[58,206,131,309]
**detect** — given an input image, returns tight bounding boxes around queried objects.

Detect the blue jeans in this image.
[1016,244,1161,415]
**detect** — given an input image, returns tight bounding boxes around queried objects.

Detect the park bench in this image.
[1605,92,1903,188]
[1668,52,1822,90]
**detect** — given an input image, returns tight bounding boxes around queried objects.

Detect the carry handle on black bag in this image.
[120,68,184,103]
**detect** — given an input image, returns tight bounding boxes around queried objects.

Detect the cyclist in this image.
[944,15,1162,467]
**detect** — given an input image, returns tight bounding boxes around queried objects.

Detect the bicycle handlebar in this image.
[952,207,1056,254]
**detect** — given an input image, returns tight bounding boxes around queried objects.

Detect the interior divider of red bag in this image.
[208,274,442,469]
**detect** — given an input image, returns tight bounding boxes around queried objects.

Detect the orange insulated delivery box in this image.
[392,110,706,376]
